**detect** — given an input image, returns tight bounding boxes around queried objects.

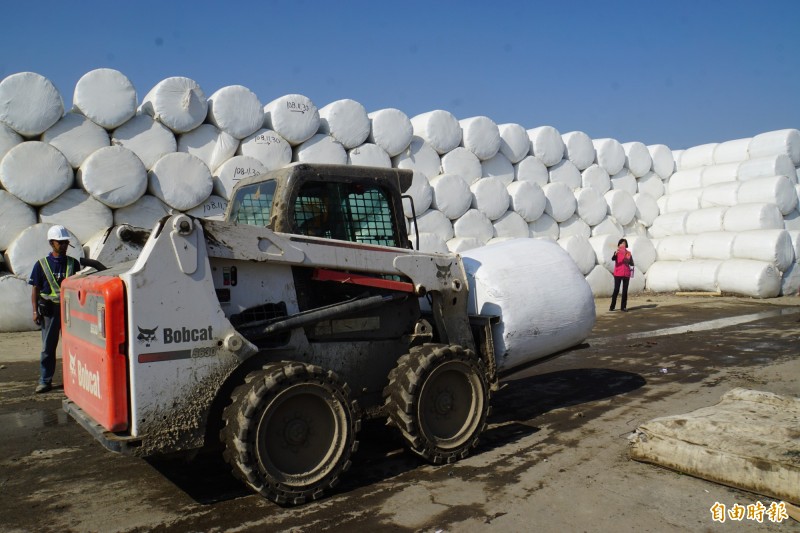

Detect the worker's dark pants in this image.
[40,306,61,385]
[610,276,630,311]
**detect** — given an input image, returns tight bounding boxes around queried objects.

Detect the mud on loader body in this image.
[61,163,499,505]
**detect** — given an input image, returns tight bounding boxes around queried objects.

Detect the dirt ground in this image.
[1,293,799,532]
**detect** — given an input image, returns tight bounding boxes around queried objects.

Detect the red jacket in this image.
[612,250,634,278]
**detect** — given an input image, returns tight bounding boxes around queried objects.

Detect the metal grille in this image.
[348,189,395,246]
[230,302,287,328]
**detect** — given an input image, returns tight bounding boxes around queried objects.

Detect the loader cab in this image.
[226,163,413,249]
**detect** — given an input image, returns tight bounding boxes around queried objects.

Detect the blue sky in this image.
[1,0,798,150]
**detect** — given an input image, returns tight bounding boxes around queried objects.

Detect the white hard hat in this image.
[47,225,71,241]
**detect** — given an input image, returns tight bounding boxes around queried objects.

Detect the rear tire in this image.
[221,362,359,505]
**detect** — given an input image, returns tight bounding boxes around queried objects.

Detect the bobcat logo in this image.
[137,326,159,347]
[69,351,77,384]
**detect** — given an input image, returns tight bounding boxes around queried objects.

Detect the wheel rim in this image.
[417,360,485,449]
[255,383,347,487]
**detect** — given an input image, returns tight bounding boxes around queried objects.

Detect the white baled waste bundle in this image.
[0,142,73,206]
[528,213,559,240]
[627,235,657,272]
[781,263,800,296]
[0,72,64,136]
[347,143,391,168]
[391,136,441,179]
[662,188,702,214]
[701,182,740,208]
[648,144,675,179]
[429,173,472,220]
[717,259,781,298]
[212,155,267,200]
[609,168,638,195]
[574,187,608,226]
[557,214,590,240]
[409,232,448,254]
[677,260,722,292]
[0,191,37,251]
[264,94,320,146]
[0,122,22,160]
[507,180,546,222]
[4,223,83,277]
[186,195,228,221]
[177,124,239,171]
[548,159,582,189]
[633,192,659,227]
[453,209,494,244]
[411,110,462,155]
[446,237,484,253]
[409,209,454,241]
[656,235,695,261]
[622,141,652,177]
[645,261,682,293]
[722,203,783,232]
[748,129,800,165]
[459,116,500,161]
[558,235,596,275]
[737,154,796,182]
[737,175,798,215]
[515,155,549,186]
[366,108,412,157]
[239,129,293,170]
[492,211,529,239]
[78,145,148,208]
[139,77,207,133]
[470,177,510,221]
[679,142,717,170]
[700,163,739,187]
[592,138,625,176]
[685,206,727,234]
[41,113,110,168]
[293,133,347,165]
[543,182,577,223]
[713,138,751,164]
[591,216,623,241]
[692,231,736,260]
[402,170,433,218]
[206,85,263,140]
[527,126,565,167]
[113,195,172,229]
[667,168,704,194]
[148,152,213,211]
[497,123,530,164]
[0,275,37,332]
[585,264,614,297]
[561,131,595,171]
[318,99,370,149]
[39,189,113,244]
[72,68,137,129]
[589,234,619,273]
[111,114,177,170]
[581,164,611,194]
[441,147,482,185]
[481,153,515,185]
[731,229,794,272]
[461,238,595,371]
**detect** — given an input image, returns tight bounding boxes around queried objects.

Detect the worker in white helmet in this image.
[28,225,79,393]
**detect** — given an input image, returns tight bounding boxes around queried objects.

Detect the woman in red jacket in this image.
[610,238,634,312]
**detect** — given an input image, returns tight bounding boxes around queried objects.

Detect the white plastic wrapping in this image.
[446,237,483,253]
[717,259,781,298]
[3,223,83,277]
[574,187,608,226]
[199,87,263,142]
[212,155,267,200]
[648,144,675,180]
[185,194,228,221]
[293,133,347,165]
[0,190,37,251]
[558,235,596,275]
[701,162,739,186]
[645,261,682,293]
[459,116,500,161]
[700,182,740,208]
[623,219,649,237]
[507,180,546,222]
[590,216,623,241]
[111,114,177,170]
[239,128,293,170]
[648,211,688,238]
[461,238,595,371]
[637,171,666,200]
[263,94,320,146]
[410,232,449,254]
[604,189,636,226]
[548,159,582,189]
[0,141,73,206]
[430,173,473,220]
[671,149,684,173]
[543,182,577,223]
[365,108,412,157]
[737,154,796,182]
[441,147,482,185]
[662,188,702,214]
[497,123,530,164]
[677,260,722,292]
[528,213,559,240]
[558,214,591,240]
[391,136,441,179]
[481,152,515,186]
[737,175,798,215]
[410,110,462,155]
[72,68,137,129]
[0,122,22,161]
[492,211,529,239]
[41,113,110,168]
[581,164,611,194]
[0,275,37,332]
[592,138,625,176]
[177,123,239,171]
[39,189,113,244]
[561,131,595,171]
[667,168,703,194]
[656,235,695,261]
[627,235,656,272]
[712,138,751,164]
[723,203,784,232]
[692,232,735,260]
[732,229,794,271]
[409,209,454,241]
[748,129,800,166]
[589,234,618,272]
[470,177,510,221]
[347,143,391,168]
[585,264,614,297]
[148,152,213,211]
[0,72,64,136]
[609,168,638,195]
[781,263,800,296]
[402,170,433,218]
[786,210,800,231]
[453,209,494,243]
[622,141,652,177]
[113,194,172,229]
[514,155,549,187]
[680,143,717,169]
[139,77,207,133]
[685,206,727,234]
[78,145,147,208]
[633,192,659,227]
[527,126,565,167]
[318,99,370,149]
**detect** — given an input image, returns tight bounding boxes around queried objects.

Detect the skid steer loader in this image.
[61,163,500,505]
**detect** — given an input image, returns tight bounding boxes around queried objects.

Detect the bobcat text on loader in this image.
[61,163,502,505]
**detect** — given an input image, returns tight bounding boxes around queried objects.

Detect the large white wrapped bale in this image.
[139,77,207,133]
[738,154,796,182]
[317,99,370,149]
[453,208,493,243]
[738,175,798,215]
[677,260,722,292]
[430,173,473,220]
[177,123,238,171]
[41,113,110,168]
[366,108,411,157]
[667,168,703,193]
[645,261,682,293]
[558,235,595,275]
[680,143,717,169]
[0,190,37,250]
[748,129,800,165]
[263,94,320,146]
[622,141,652,177]
[402,170,433,218]
[786,210,800,231]
[528,213,559,240]
[212,155,267,200]
[648,144,674,179]
[84,225,146,266]
[72,68,137,129]
[589,233,618,272]
[723,203,783,232]
[411,110,461,155]
[459,116,500,161]
[462,239,595,370]
[113,194,172,229]
[498,123,530,164]
[732,229,794,271]
[39,189,113,244]
[481,152,515,185]
[3,223,83,277]
[409,209,454,241]
[0,142,72,206]
[347,143,391,168]
[701,182,740,208]
[78,145,147,208]
[656,235,695,261]
[633,192,659,227]
[649,211,688,238]
[609,168,638,195]
[604,189,636,225]
[492,211,528,239]
[0,122,22,161]
[575,187,607,226]
[591,216,623,241]
[623,219,649,237]
[558,214,591,240]
[527,126,564,167]
[391,136,441,179]
[581,164,611,194]
[185,194,227,220]
[627,235,656,272]
[507,180,546,222]
[780,262,800,296]
[717,259,781,298]
[471,177,510,220]
[561,131,595,171]
[410,232,448,254]
[542,182,577,223]
[585,264,614,297]
[637,171,665,200]
[685,206,727,234]
[712,138,751,164]
[293,133,347,165]
[548,159,581,189]
[441,147,481,185]
[701,162,739,186]
[446,237,483,253]
[239,128,293,170]
[592,138,625,176]
[515,155,549,186]
[662,188,702,214]
[692,231,735,260]
[111,114,177,170]
[0,72,63,136]
[148,152,213,211]
[629,269,646,293]
[0,275,37,332]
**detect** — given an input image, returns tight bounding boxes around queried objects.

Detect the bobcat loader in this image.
[61,163,500,505]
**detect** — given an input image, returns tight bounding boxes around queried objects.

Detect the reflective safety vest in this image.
[38,256,78,303]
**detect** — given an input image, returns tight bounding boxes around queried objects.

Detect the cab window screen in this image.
[229,181,276,226]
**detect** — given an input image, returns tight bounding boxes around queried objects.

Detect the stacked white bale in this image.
[592,138,625,176]
[604,189,636,225]
[391,136,441,179]
[737,154,796,181]
[0,191,37,250]
[72,68,137,129]
[0,72,64,136]
[410,232,449,254]
[648,211,688,238]
[633,192,659,227]
[561,131,595,171]
[148,153,213,211]
[748,129,800,165]
[637,171,665,200]
[293,133,347,165]
[581,164,611,194]
[662,188,702,214]
[648,144,674,179]
[263,94,320,146]
[111,114,177,170]
[528,214,559,240]
[781,263,800,296]
[0,123,22,160]
[402,170,433,218]
[239,129,293,169]
[318,99,370,149]
[713,138,751,164]
[737,175,797,215]
[459,116,500,160]
[786,230,800,259]
[470,177,510,221]
[430,173,472,220]
[609,168,638,195]
[446,237,484,253]
[623,219,649,237]
[731,229,794,271]
[177,124,239,171]
[0,275,37,332]
[78,146,147,208]
[139,77,207,133]
[441,147,482,185]
[481,153,515,185]
[645,261,682,292]
[622,141,652,177]
[212,155,267,200]
[409,209,454,241]
[492,211,529,239]
[787,210,800,230]
[186,195,228,220]
[514,155,549,186]
[722,203,784,232]
[0,142,73,206]
[558,235,596,275]
[693,232,736,260]
[628,269,646,294]
[700,162,739,186]
[574,187,607,226]
[113,195,172,229]
[679,143,717,169]
[527,126,565,167]
[700,182,740,208]
[588,234,618,272]
[41,113,110,168]
[205,85,263,140]
[3,223,83,277]
[410,110,462,155]
[39,189,113,244]
[497,123,530,164]
[461,238,595,371]
[627,235,657,272]
[347,143,391,168]
[558,215,591,240]
[717,259,781,298]
[656,235,695,261]
[585,265,614,296]
[366,108,412,157]
[548,159,582,189]
[685,206,727,234]
[507,181,546,222]
[84,225,146,266]
[677,260,722,292]
[591,216,623,240]
[453,209,494,244]
[542,182,577,223]
[667,168,704,193]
